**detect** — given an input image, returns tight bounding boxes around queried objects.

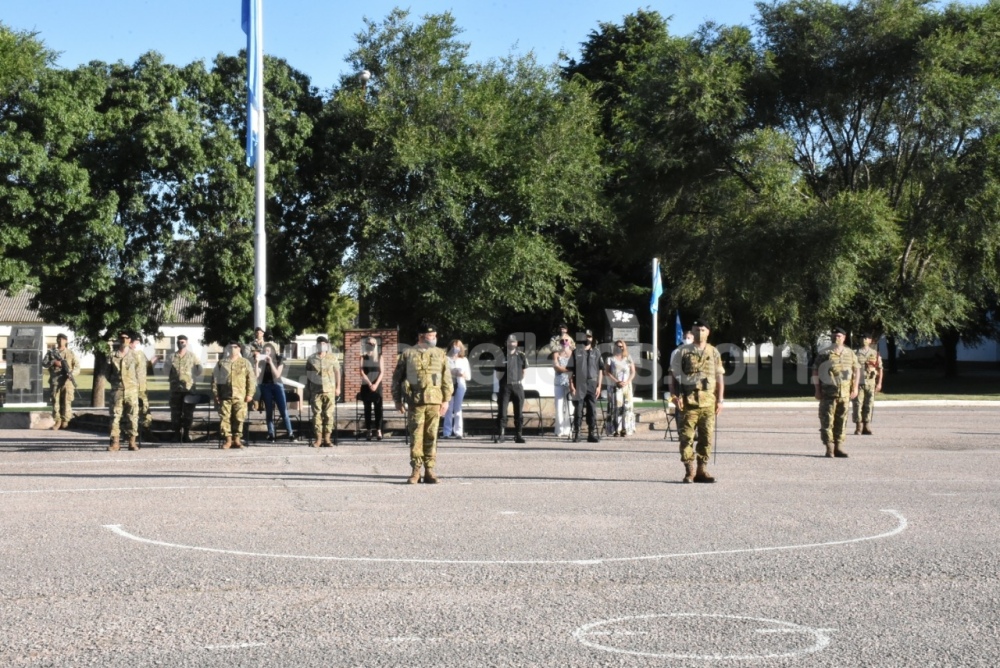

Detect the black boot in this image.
[514,429,526,444]
[498,426,506,443]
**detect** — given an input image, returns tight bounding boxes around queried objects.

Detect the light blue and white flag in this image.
[241,0,263,166]
[675,311,684,345]
[650,260,664,314]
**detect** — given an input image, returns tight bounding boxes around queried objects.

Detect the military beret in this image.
[692,318,711,330]
[56,333,68,341]
[254,326,265,333]
[117,330,131,339]
[558,323,568,330]
[860,332,873,339]
[832,327,847,335]
[316,335,330,344]
[418,322,437,334]
[584,329,594,337]
[177,334,188,342]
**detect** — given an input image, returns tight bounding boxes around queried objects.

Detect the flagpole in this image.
[244,0,266,332]
[652,257,659,401]
[253,120,266,332]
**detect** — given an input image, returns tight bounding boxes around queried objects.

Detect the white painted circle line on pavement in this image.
[573,613,835,660]
[102,509,906,565]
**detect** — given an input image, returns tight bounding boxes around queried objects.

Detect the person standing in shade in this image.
[105,331,145,451]
[306,335,339,447]
[853,333,883,436]
[164,334,203,442]
[668,319,723,483]
[130,334,152,437]
[212,342,256,449]
[496,334,529,443]
[552,335,574,437]
[358,336,384,441]
[812,326,859,458]
[392,323,452,484]
[568,329,603,443]
[42,333,79,430]
[255,342,298,442]
[443,339,471,439]
[606,340,637,437]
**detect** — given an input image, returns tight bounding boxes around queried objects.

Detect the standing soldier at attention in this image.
[129,334,152,437]
[812,327,860,458]
[42,333,79,430]
[392,323,453,484]
[305,335,339,447]
[212,342,255,449]
[853,332,883,436]
[105,331,146,451]
[667,319,723,483]
[164,334,203,442]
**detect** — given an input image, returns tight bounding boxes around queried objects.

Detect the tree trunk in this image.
[940,328,960,378]
[886,335,898,374]
[90,350,107,408]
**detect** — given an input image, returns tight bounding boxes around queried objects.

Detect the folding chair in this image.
[522,389,544,436]
[183,393,214,443]
[661,391,678,441]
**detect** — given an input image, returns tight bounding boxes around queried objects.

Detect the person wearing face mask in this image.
[256,342,298,443]
[306,335,340,447]
[129,333,152,437]
[495,333,529,444]
[552,335,574,438]
[105,330,146,451]
[443,339,471,439]
[164,334,203,442]
[212,341,256,449]
[568,329,603,443]
[606,340,637,437]
[812,326,859,458]
[358,337,384,441]
[392,323,453,484]
[669,319,724,482]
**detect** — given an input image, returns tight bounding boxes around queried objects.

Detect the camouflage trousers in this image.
[853,383,876,424]
[819,396,850,446]
[408,404,441,470]
[169,391,196,432]
[109,389,139,440]
[678,405,716,463]
[310,392,335,437]
[50,381,75,425]
[138,395,152,431]
[219,398,247,438]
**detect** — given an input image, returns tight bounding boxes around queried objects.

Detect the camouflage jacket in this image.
[42,347,79,386]
[212,356,256,401]
[814,346,859,400]
[392,345,453,406]
[167,350,203,393]
[105,349,146,394]
[676,343,724,408]
[306,353,340,395]
[854,346,882,384]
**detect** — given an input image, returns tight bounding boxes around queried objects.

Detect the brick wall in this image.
[342,329,399,402]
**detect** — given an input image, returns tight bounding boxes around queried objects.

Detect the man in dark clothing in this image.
[568,329,604,443]
[496,333,529,443]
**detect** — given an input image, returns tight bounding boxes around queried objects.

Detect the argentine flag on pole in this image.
[242,0,263,167]
[650,259,663,314]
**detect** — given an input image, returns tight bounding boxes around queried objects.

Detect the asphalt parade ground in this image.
[1,404,998,667]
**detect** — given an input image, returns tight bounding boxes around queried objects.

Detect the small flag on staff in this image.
[650,260,663,314]
[241,0,263,167]
[675,311,683,345]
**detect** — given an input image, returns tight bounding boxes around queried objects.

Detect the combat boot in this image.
[108,437,120,452]
[233,437,244,449]
[498,426,506,443]
[321,432,332,447]
[50,421,61,431]
[682,461,695,484]
[824,443,834,458]
[407,464,421,485]
[694,461,716,483]
[834,444,849,458]
[128,436,139,451]
[854,423,862,435]
[514,429,526,444]
[222,436,232,450]
[60,421,71,429]
[182,428,193,443]
[587,432,600,443]
[423,466,439,484]
[862,423,873,435]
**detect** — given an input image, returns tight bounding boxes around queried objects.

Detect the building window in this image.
[155,336,174,364]
[206,343,224,363]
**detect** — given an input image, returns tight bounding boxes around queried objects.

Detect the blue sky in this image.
[4,1,761,91]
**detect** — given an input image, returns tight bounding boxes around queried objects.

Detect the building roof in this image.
[0,290,205,326]
[0,290,43,324]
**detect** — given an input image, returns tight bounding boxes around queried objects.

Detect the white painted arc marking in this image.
[102,509,906,565]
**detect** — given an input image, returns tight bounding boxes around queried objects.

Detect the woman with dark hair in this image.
[359,336,384,440]
[256,342,298,442]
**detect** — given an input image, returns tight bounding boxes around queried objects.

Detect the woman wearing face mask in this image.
[255,342,298,442]
[606,340,637,436]
[552,336,575,438]
[443,340,471,439]
[358,337,384,440]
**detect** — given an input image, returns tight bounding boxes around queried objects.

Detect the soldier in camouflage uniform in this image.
[164,334,203,442]
[42,333,79,430]
[392,323,453,484]
[130,334,152,435]
[105,331,146,451]
[853,333,883,436]
[667,319,724,483]
[812,327,860,458]
[212,342,256,449]
[305,335,339,447]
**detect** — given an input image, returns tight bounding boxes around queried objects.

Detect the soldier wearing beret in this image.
[105,330,146,451]
[392,323,453,484]
[42,333,79,430]
[853,332,883,436]
[668,318,723,483]
[212,341,256,449]
[812,327,860,458]
[164,334,203,442]
[306,335,340,447]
